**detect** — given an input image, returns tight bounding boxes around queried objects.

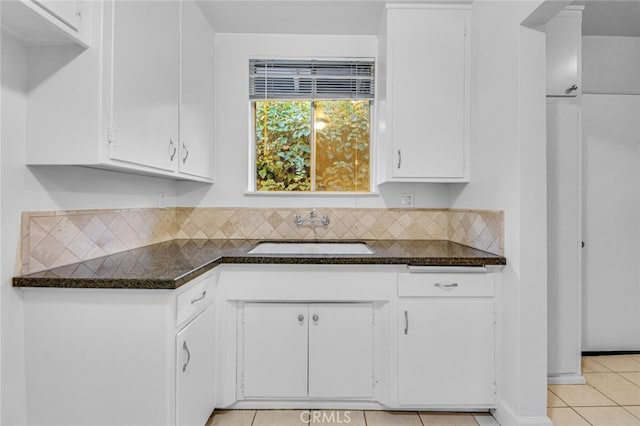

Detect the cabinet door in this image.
[32,0,81,31]
[176,305,216,426]
[389,8,468,179]
[242,303,308,398]
[179,0,214,180]
[109,0,179,172]
[398,299,494,406]
[308,303,373,399]
[546,12,581,97]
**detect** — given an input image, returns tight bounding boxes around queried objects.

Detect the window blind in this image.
[249,59,375,100]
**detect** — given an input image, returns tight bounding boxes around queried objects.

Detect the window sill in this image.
[244,191,381,197]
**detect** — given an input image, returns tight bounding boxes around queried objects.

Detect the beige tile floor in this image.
[206,410,498,425]
[548,354,640,426]
[205,355,640,426]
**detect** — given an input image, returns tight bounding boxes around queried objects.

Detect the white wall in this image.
[176,33,450,209]
[581,36,640,351]
[0,32,178,425]
[449,1,549,424]
[583,36,640,94]
[582,94,640,351]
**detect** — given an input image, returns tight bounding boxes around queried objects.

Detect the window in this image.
[250,59,374,192]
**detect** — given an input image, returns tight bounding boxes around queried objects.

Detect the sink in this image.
[248,242,374,255]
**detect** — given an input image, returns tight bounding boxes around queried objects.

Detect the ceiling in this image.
[196,0,640,37]
[574,1,640,37]
[196,0,468,35]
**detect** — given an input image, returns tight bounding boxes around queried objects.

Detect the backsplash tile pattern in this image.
[21,207,503,274]
[448,210,503,257]
[174,208,449,241]
[22,209,176,274]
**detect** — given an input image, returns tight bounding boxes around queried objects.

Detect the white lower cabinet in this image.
[22,270,217,426]
[240,302,374,400]
[242,303,309,398]
[22,264,500,425]
[176,305,216,426]
[397,272,495,408]
[308,304,373,398]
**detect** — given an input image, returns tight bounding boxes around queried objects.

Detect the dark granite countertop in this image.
[13,239,507,290]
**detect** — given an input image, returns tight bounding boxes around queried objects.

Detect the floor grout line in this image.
[569,406,595,426]
[549,355,640,426]
[616,371,640,390]
[548,387,569,407]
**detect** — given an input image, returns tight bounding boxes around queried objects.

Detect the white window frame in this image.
[247,57,376,195]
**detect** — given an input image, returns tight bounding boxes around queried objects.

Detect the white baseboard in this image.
[227,400,387,410]
[547,375,587,385]
[493,397,552,426]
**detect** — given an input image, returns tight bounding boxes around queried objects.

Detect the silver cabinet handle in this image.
[565,84,578,94]
[434,283,459,290]
[169,138,177,161]
[397,149,402,169]
[182,142,189,164]
[404,310,409,335]
[190,290,206,304]
[298,314,304,322]
[312,314,319,322]
[182,341,191,373]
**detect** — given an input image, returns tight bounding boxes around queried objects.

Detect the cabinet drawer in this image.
[176,279,214,326]
[398,273,493,297]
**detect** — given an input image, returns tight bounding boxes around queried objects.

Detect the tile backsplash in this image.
[22,209,177,274]
[21,207,503,274]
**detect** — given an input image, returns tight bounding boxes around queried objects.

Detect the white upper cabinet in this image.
[377,5,471,183]
[545,8,583,97]
[179,0,215,180]
[33,0,82,31]
[23,0,215,182]
[1,0,90,47]
[109,0,179,172]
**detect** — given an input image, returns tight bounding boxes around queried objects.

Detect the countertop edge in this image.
[14,240,507,290]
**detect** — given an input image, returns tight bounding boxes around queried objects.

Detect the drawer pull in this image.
[190,290,207,304]
[182,341,191,373]
[434,283,459,290]
[404,310,409,335]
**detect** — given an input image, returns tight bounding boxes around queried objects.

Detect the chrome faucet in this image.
[294,209,330,227]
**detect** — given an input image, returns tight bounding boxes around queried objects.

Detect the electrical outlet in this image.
[158,192,166,209]
[399,193,414,208]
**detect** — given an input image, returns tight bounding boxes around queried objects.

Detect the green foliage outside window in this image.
[255,101,312,191]
[315,100,370,192]
[255,100,370,192]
